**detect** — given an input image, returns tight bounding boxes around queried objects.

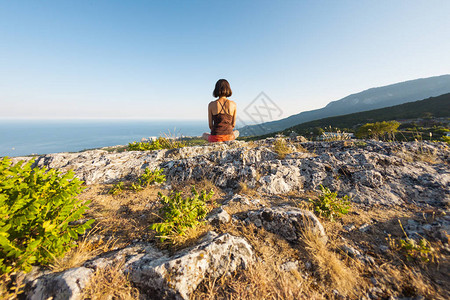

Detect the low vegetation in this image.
[82,259,139,300]
[356,121,400,140]
[388,221,436,263]
[310,185,351,221]
[128,137,186,151]
[1,136,449,299]
[273,138,293,159]
[151,187,215,242]
[0,157,93,275]
[108,168,166,194]
[130,168,166,192]
[108,181,124,195]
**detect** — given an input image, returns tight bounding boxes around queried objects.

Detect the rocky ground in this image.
[8,138,450,299]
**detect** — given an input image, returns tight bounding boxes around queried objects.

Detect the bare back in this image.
[208,97,237,130]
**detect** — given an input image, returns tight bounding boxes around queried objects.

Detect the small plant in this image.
[139,168,166,187]
[131,168,166,192]
[151,187,215,242]
[0,157,93,274]
[388,220,436,263]
[108,182,124,195]
[309,185,351,221]
[273,138,293,159]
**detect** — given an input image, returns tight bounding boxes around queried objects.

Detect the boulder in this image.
[126,232,253,300]
[24,267,94,300]
[245,206,327,244]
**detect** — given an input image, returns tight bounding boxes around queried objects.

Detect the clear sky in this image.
[1,0,449,123]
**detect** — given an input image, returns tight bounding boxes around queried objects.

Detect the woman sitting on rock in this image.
[202,79,239,142]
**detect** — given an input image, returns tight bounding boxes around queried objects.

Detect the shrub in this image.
[0,157,93,274]
[310,185,350,221]
[151,187,215,242]
[128,137,186,151]
[108,182,124,195]
[130,168,166,192]
[356,121,400,140]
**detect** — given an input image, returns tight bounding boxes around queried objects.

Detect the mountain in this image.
[239,74,450,136]
[278,93,450,136]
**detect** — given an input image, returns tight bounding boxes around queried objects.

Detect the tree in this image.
[356,121,400,140]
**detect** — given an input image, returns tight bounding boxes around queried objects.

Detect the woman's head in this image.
[213,79,232,98]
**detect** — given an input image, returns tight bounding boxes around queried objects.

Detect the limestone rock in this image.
[10,140,450,208]
[245,206,327,244]
[207,207,231,225]
[25,267,94,300]
[126,232,253,300]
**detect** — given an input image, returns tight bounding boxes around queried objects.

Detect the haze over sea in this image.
[0,119,205,157]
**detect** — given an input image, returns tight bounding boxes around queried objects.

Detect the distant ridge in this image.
[275,93,450,137]
[239,74,450,136]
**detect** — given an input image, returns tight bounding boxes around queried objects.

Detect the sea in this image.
[0,119,206,157]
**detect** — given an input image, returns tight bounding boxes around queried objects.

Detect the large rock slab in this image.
[126,232,253,300]
[23,232,253,300]
[10,140,450,207]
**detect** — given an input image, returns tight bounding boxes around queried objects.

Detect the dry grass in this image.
[193,260,321,300]
[193,221,320,299]
[394,145,440,164]
[299,219,364,298]
[373,264,448,299]
[273,138,293,159]
[295,143,309,153]
[171,178,224,202]
[158,223,213,253]
[79,184,163,247]
[235,181,262,199]
[0,273,24,300]
[50,225,117,273]
[43,181,448,299]
[81,259,139,300]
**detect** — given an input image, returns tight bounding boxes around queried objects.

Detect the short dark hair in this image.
[213,79,232,98]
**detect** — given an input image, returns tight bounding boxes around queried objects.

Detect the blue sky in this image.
[1,1,449,123]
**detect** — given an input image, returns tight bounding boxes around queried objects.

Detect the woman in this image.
[202,79,239,142]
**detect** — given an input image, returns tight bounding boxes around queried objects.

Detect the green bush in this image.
[130,168,166,192]
[356,121,400,140]
[108,182,124,195]
[128,137,186,151]
[151,187,214,242]
[0,157,93,274]
[310,185,350,221]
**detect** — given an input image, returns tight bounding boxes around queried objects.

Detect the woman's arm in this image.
[231,101,237,128]
[208,103,213,130]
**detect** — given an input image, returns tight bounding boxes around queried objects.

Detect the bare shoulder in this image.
[208,101,216,108]
[229,100,237,107]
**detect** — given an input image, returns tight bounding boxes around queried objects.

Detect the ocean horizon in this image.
[0,119,206,157]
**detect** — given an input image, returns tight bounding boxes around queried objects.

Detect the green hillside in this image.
[244,93,450,140]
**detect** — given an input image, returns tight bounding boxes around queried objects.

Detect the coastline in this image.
[0,119,205,157]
